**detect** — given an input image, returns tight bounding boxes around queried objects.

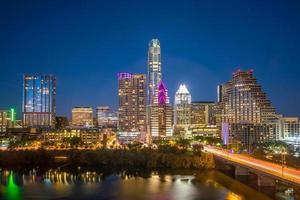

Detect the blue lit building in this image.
[22,75,56,128]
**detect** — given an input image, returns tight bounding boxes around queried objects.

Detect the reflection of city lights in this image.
[226,192,243,200]
[5,171,21,200]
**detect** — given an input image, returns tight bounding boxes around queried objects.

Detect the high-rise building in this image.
[147,39,162,106]
[118,73,146,133]
[220,69,278,124]
[174,84,192,126]
[0,109,15,133]
[23,75,56,128]
[96,106,118,128]
[219,70,279,146]
[71,107,93,127]
[150,81,173,138]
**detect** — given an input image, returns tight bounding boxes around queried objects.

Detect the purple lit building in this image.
[150,81,173,138]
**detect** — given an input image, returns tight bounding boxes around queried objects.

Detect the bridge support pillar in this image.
[294,186,300,199]
[235,166,249,182]
[235,166,249,176]
[257,174,275,187]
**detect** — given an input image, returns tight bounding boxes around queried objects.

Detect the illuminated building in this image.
[71,107,93,127]
[44,128,101,145]
[219,69,278,124]
[277,117,300,139]
[190,101,221,138]
[191,101,220,126]
[0,109,15,133]
[96,106,118,128]
[174,84,191,126]
[147,39,162,105]
[118,73,147,138]
[150,81,173,138]
[219,70,279,147]
[22,75,56,128]
[222,122,276,151]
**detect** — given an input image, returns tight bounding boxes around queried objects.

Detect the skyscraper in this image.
[23,75,56,128]
[147,39,162,106]
[219,70,279,147]
[220,69,278,124]
[118,73,147,133]
[150,81,173,138]
[174,84,192,126]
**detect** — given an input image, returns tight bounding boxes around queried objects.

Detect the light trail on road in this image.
[204,146,300,185]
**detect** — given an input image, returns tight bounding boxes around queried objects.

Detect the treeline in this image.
[68,149,215,170]
[0,149,215,171]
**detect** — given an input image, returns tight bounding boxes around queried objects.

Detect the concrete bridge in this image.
[205,146,300,198]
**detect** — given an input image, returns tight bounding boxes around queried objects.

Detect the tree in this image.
[176,138,191,150]
[192,143,203,156]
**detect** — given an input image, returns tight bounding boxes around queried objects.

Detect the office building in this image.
[96,106,118,128]
[44,128,101,145]
[22,75,56,128]
[147,39,162,105]
[150,81,173,138]
[72,107,93,127]
[0,109,15,133]
[174,84,191,126]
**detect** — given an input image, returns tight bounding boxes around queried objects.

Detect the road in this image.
[204,146,300,185]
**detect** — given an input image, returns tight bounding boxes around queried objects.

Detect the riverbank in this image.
[0,149,215,171]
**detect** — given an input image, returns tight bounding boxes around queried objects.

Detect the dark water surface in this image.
[0,169,272,200]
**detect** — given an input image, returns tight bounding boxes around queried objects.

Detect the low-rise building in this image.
[43,128,101,145]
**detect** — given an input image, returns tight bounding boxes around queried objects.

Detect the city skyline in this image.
[1,1,300,119]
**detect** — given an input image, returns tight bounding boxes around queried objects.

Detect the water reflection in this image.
[0,169,271,200]
[4,171,21,200]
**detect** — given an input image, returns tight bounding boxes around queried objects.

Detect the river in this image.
[0,169,273,200]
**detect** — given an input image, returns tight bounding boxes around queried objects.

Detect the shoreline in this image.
[0,149,215,172]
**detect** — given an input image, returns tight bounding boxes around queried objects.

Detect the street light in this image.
[281,147,287,177]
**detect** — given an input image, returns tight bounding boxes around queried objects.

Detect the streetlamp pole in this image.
[281,148,286,177]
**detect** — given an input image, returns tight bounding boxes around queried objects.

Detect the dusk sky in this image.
[1,0,300,118]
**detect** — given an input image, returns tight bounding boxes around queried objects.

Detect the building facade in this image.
[219,70,278,124]
[44,128,101,145]
[96,106,118,128]
[219,70,279,147]
[71,107,93,127]
[174,84,192,126]
[150,81,173,138]
[0,109,15,133]
[189,101,220,138]
[22,75,56,128]
[118,73,147,134]
[147,39,162,106]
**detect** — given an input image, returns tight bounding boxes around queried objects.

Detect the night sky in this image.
[1,0,300,119]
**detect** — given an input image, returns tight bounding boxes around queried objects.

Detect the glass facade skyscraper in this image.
[147,39,162,106]
[22,75,56,128]
[174,84,192,126]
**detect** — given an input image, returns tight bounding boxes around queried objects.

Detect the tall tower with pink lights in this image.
[150,80,173,138]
